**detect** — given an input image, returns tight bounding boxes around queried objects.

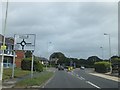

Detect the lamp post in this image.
[0,0,9,81]
[100,46,104,60]
[47,42,52,69]
[104,33,111,62]
[104,33,112,72]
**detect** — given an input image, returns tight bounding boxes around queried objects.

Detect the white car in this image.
[80,66,85,70]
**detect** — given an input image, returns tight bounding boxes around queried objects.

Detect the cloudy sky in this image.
[0,1,118,59]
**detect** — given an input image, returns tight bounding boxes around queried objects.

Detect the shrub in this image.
[21,58,31,71]
[21,58,43,72]
[34,61,43,72]
[94,61,111,73]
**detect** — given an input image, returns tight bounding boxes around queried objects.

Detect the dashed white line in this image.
[78,77,83,80]
[67,71,101,89]
[86,81,101,89]
[80,77,85,80]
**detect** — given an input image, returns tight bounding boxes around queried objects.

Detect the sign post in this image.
[12,50,16,78]
[14,34,36,78]
[31,50,34,78]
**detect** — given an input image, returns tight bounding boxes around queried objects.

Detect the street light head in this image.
[104,33,108,35]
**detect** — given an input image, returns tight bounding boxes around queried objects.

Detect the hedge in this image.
[94,61,111,73]
[21,58,31,71]
[21,58,43,72]
[34,60,44,72]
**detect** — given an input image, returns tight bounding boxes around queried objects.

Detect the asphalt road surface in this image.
[44,68,119,89]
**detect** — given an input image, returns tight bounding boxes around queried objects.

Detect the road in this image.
[44,68,119,89]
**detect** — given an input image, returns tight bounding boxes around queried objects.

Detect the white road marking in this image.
[78,76,85,80]
[80,77,85,80]
[78,77,83,80]
[67,71,101,89]
[41,72,55,88]
[86,81,101,89]
[76,74,79,77]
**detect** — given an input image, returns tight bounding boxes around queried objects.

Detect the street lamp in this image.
[104,33,112,72]
[100,46,104,60]
[104,33,111,61]
[47,42,52,69]
[0,0,9,81]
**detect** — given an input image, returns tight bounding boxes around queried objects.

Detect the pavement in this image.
[89,73,119,82]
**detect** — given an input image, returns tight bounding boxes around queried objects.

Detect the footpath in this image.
[75,68,119,82]
[89,72,119,82]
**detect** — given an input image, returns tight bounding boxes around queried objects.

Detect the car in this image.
[80,66,85,70]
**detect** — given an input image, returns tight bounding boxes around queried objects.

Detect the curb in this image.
[104,73,119,78]
[89,72,119,82]
[40,71,55,88]
[21,71,56,89]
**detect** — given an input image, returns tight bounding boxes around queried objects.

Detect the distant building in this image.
[39,57,49,65]
[0,34,25,68]
[0,34,14,68]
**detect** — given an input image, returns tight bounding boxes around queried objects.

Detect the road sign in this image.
[14,34,36,51]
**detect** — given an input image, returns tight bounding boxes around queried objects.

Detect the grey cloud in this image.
[0,2,118,59]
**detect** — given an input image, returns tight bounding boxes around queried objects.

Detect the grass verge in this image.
[14,71,54,88]
[3,68,30,80]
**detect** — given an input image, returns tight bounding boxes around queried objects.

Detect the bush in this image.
[34,61,43,72]
[21,58,31,71]
[94,61,111,73]
[21,58,43,72]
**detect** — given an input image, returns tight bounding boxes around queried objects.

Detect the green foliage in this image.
[3,68,30,80]
[25,51,32,58]
[50,52,103,68]
[111,57,120,64]
[15,71,54,88]
[94,61,111,73]
[34,60,44,72]
[21,58,43,72]
[21,58,31,70]
[50,52,65,60]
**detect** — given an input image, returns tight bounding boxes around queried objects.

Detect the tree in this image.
[111,57,120,64]
[49,52,65,60]
[25,51,32,58]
